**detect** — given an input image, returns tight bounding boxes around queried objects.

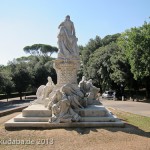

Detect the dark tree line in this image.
[0,44,58,100]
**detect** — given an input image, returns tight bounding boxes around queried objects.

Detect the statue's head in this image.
[65,15,70,21]
[48,76,52,82]
[61,84,72,95]
[82,76,86,81]
[88,79,93,83]
[56,90,62,99]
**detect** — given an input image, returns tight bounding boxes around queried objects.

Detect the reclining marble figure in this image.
[47,80,99,123]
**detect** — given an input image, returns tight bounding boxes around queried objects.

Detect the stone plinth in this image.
[53,59,80,86]
[22,104,51,117]
[75,105,108,117]
[5,104,125,128]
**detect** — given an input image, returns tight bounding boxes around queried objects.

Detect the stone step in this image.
[14,114,50,122]
[80,116,116,122]
[22,104,51,117]
[22,104,109,118]
[13,114,117,122]
[5,118,125,128]
[75,105,108,117]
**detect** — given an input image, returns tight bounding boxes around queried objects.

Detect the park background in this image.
[0,0,150,101]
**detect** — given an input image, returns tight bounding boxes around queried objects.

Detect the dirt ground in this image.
[0,112,150,150]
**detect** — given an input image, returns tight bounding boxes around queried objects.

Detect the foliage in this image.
[10,63,32,100]
[118,22,150,80]
[87,43,119,92]
[118,21,150,97]
[102,33,121,46]
[24,44,58,56]
[0,66,14,100]
[81,33,127,93]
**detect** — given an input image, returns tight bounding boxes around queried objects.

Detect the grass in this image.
[110,108,150,132]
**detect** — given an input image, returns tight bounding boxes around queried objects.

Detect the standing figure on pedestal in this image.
[57,15,79,59]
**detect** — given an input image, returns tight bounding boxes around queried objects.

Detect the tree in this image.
[81,35,103,76]
[87,43,118,92]
[0,67,14,101]
[102,33,121,46]
[80,34,124,93]
[118,21,150,97]
[84,35,103,54]
[24,44,58,56]
[2,76,14,101]
[0,72,5,93]
[10,64,32,100]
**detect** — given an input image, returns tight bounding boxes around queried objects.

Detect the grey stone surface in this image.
[5,104,125,128]
[80,117,116,122]
[14,114,50,122]
[14,114,116,122]
[75,105,108,117]
[22,104,51,117]
[5,118,124,128]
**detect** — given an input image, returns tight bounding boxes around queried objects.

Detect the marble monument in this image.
[5,16,124,128]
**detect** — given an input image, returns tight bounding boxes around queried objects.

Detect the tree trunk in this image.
[98,83,103,95]
[145,77,150,99]
[7,96,8,102]
[19,92,22,100]
[145,85,150,99]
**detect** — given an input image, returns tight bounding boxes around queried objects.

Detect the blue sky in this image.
[0,0,150,65]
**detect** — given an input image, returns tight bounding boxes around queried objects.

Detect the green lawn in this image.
[110,108,150,132]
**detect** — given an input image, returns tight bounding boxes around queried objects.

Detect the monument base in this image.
[5,104,124,129]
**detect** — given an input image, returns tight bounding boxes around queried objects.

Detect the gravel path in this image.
[0,97,35,112]
[0,112,149,150]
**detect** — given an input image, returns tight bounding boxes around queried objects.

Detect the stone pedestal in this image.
[5,105,125,128]
[53,59,80,86]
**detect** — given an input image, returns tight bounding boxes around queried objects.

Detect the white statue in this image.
[35,76,55,104]
[78,76,88,95]
[79,77,100,105]
[48,85,81,123]
[57,15,79,59]
[86,79,100,104]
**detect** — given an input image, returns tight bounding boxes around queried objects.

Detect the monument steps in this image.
[22,104,51,117]
[5,119,124,128]
[13,114,117,122]
[5,104,125,128]
[14,114,50,122]
[75,105,108,117]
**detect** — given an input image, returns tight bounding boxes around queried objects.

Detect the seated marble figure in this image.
[34,76,55,104]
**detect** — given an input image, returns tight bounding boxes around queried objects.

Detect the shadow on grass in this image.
[66,127,98,134]
[57,123,147,138]
[65,122,150,138]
